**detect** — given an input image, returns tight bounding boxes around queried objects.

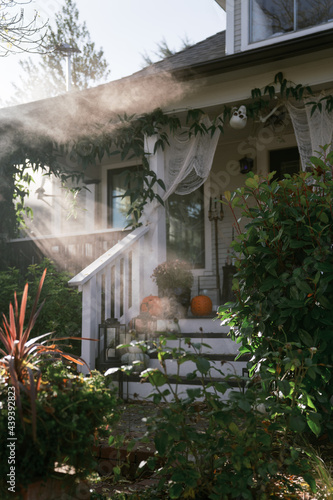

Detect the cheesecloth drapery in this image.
[286,93,333,171]
[162,116,221,201]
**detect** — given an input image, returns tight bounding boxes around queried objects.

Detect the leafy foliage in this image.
[119,332,329,499]
[0,260,82,354]
[0,363,119,493]
[219,148,333,438]
[0,269,119,495]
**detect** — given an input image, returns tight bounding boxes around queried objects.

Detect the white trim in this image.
[225,0,235,54]
[241,0,333,52]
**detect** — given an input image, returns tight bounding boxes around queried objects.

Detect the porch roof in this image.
[0,27,332,151]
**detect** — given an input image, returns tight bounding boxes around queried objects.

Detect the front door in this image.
[166,186,205,268]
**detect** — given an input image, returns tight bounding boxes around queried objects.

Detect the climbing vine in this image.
[1,72,331,239]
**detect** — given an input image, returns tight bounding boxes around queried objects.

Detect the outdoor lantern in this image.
[239,156,254,174]
[98,318,126,364]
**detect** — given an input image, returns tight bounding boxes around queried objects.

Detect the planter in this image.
[158,286,191,318]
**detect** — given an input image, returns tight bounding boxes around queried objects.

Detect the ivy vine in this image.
[1,72,332,239]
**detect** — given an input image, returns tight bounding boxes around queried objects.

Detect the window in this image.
[250,0,333,43]
[107,167,142,228]
[269,147,300,180]
[166,187,205,269]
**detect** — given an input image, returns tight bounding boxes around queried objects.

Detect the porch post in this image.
[80,275,98,373]
[142,135,166,297]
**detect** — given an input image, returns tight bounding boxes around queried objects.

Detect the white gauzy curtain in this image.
[163,115,221,201]
[286,92,333,171]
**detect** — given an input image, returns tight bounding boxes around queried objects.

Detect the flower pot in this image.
[158,287,191,318]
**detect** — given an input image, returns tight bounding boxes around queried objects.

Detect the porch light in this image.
[239,157,254,174]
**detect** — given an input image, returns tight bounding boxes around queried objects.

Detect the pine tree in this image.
[11,0,110,103]
[141,36,192,67]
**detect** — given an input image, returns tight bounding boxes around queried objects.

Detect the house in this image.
[2,1,333,394]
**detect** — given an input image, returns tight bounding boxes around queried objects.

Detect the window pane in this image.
[112,195,131,227]
[166,187,205,269]
[107,167,143,228]
[250,0,294,42]
[297,0,333,30]
[250,0,333,43]
[269,147,300,180]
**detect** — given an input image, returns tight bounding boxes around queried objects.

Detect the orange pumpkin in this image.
[191,295,213,316]
[140,295,163,317]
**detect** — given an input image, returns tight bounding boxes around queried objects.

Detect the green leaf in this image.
[238,399,252,412]
[307,413,321,436]
[298,329,314,348]
[169,483,184,499]
[186,388,202,399]
[289,415,306,432]
[195,356,210,374]
[154,430,168,455]
[303,473,317,493]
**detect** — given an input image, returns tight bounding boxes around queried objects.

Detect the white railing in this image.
[69,225,150,370]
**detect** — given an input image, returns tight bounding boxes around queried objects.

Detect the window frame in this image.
[241,0,333,51]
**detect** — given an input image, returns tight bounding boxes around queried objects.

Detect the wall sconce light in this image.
[239,157,254,174]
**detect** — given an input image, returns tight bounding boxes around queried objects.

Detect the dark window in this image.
[250,0,333,43]
[166,186,205,269]
[269,147,300,180]
[107,167,142,228]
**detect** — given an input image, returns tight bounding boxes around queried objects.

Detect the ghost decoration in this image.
[230,105,247,129]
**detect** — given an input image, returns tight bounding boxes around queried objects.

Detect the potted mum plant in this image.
[0,269,119,499]
[151,260,194,316]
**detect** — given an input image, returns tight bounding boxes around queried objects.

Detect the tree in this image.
[141,36,192,67]
[11,0,110,103]
[0,0,48,57]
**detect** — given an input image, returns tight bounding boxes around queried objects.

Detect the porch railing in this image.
[7,229,131,275]
[68,225,150,370]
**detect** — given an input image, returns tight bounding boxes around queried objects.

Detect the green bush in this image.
[219,149,333,438]
[124,334,321,499]
[0,362,119,495]
[0,259,82,354]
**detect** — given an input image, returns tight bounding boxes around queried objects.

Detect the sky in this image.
[1,0,226,105]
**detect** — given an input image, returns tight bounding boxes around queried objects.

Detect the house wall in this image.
[233,0,242,53]
[199,128,298,307]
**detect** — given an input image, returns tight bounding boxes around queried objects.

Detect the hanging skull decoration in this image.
[230,105,247,129]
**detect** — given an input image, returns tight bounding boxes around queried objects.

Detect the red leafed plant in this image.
[0,268,87,440]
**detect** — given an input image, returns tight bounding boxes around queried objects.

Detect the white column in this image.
[142,136,167,297]
[80,275,98,373]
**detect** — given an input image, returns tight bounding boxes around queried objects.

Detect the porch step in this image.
[119,316,248,401]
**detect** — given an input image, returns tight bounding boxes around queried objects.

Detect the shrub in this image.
[0,259,82,355]
[131,333,320,499]
[219,148,333,438]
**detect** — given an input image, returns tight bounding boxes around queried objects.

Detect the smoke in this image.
[0,70,193,159]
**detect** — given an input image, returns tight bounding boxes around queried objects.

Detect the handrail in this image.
[69,225,149,287]
[68,224,151,371]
